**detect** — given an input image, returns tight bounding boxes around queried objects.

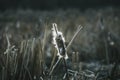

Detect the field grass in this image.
[0,7,120,80]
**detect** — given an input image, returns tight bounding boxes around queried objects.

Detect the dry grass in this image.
[0,8,120,80]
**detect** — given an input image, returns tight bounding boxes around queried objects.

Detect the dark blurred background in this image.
[0,0,120,79]
[0,0,120,11]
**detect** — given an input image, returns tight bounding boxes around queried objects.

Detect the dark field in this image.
[0,7,120,80]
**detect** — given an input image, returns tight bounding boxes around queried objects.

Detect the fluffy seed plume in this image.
[51,23,68,59]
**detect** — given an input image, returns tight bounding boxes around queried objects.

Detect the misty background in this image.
[0,0,120,80]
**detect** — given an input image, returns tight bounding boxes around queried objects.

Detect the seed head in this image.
[51,23,68,59]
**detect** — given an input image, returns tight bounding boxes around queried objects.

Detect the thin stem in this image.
[25,66,33,80]
[104,38,109,65]
[63,58,69,80]
[66,25,83,50]
[50,49,57,71]
[49,58,61,76]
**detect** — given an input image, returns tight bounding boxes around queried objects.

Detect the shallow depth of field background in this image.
[0,0,120,80]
